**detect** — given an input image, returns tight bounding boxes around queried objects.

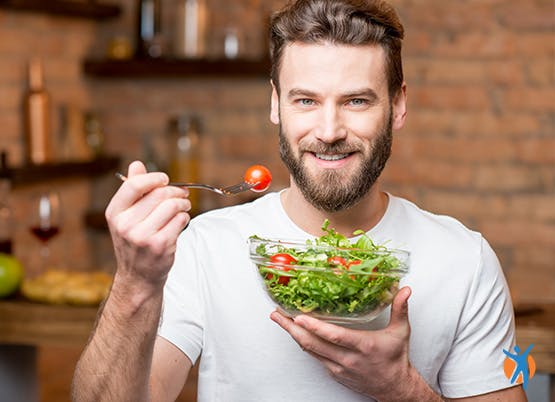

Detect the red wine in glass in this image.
[30,226,60,242]
[29,191,62,271]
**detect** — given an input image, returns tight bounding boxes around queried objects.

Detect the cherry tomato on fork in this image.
[244,165,272,192]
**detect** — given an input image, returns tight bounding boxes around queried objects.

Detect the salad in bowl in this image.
[249,220,410,325]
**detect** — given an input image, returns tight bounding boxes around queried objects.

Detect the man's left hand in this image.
[270,286,419,400]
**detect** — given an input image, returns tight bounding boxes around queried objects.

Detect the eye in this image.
[348,98,368,106]
[297,98,315,106]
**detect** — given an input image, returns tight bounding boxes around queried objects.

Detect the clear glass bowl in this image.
[249,237,410,325]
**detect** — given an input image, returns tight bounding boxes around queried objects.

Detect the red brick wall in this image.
[384,0,555,304]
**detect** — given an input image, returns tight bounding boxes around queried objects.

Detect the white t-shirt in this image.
[159,192,516,401]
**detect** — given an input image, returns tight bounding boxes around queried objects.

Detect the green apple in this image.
[0,253,23,298]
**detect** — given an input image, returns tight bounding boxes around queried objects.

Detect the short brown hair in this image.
[269,0,404,98]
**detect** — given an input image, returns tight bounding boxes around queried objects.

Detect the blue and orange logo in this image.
[503,344,535,390]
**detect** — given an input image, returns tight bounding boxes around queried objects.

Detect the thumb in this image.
[388,286,411,330]
[128,160,148,177]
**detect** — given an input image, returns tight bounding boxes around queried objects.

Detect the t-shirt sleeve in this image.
[438,237,516,398]
[157,225,204,365]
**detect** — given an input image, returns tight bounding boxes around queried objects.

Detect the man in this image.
[72,0,526,401]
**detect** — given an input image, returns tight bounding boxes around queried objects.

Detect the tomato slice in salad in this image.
[327,256,348,266]
[267,253,296,285]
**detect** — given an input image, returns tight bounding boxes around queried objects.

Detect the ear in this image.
[270,80,280,125]
[392,83,407,131]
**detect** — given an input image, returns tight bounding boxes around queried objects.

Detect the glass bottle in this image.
[23,58,52,165]
[168,115,202,215]
[136,0,164,58]
[174,0,207,58]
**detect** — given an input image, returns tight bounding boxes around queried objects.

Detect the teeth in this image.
[315,153,349,161]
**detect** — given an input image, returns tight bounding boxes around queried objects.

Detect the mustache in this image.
[300,140,360,155]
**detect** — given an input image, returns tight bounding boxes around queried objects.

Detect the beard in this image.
[279,111,393,213]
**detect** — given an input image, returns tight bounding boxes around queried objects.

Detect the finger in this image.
[107,171,170,217]
[130,197,191,238]
[293,314,362,350]
[270,310,314,349]
[116,185,189,230]
[270,312,348,373]
[387,286,411,330]
[304,349,344,377]
[270,310,296,332]
[140,211,190,256]
[270,311,350,361]
[128,160,147,177]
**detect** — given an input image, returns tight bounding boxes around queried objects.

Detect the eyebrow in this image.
[342,88,379,100]
[287,88,318,99]
[287,88,379,101]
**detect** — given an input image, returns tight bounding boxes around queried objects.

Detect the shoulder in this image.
[384,195,498,299]
[388,195,483,249]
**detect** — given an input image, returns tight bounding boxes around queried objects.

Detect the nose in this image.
[314,102,347,143]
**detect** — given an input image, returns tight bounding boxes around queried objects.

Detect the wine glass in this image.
[29,191,61,273]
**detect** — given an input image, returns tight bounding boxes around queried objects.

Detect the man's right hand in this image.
[72,161,190,402]
[105,160,191,294]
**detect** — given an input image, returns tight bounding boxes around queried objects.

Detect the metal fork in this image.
[116,173,256,195]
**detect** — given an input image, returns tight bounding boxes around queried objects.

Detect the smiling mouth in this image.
[314,153,351,161]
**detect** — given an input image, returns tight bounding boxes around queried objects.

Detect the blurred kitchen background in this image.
[0,0,553,401]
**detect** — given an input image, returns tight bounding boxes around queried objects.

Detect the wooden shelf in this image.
[2,155,120,188]
[0,299,99,347]
[0,0,121,20]
[83,57,272,79]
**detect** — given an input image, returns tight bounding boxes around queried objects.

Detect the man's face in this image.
[271,42,405,213]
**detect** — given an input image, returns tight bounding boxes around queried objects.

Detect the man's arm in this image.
[150,336,194,401]
[271,287,527,402]
[72,279,166,402]
[71,161,191,402]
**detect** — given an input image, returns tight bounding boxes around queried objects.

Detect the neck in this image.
[280,180,389,237]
